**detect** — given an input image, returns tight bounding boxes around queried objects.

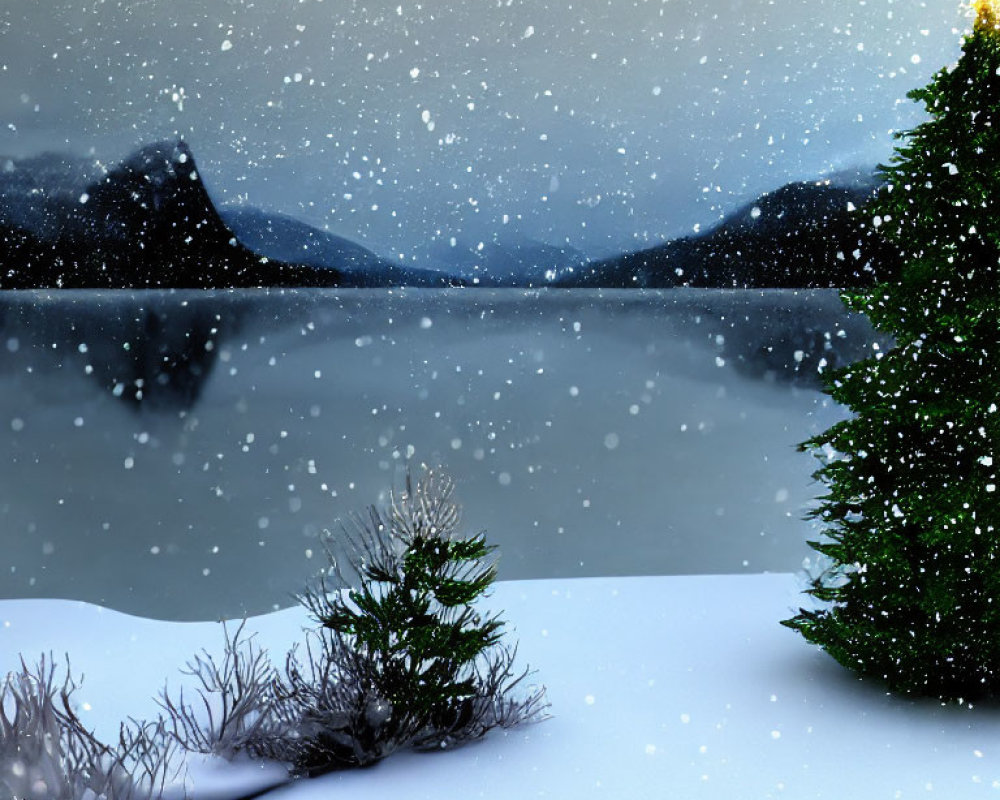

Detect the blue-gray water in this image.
[0,288,882,620]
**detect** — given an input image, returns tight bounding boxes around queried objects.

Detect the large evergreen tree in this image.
[783,0,1000,699]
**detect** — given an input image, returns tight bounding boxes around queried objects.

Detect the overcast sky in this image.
[0,0,967,262]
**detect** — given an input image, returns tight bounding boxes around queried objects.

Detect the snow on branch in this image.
[158,620,278,760]
[0,655,183,800]
[2,471,547,796]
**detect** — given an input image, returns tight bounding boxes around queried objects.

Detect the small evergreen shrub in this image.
[162,470,547,778]
[783,1,1000,699]
[303,470,543,753]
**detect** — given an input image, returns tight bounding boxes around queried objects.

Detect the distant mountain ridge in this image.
[556,175,902,289]
[220,207,460,288]
[0,140,351,288]
[0,139,900,289]
[420,235,586,287]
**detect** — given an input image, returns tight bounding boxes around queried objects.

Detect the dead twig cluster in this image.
[1,472,548,797]
[0,655,182,800]
[162,471,548,778]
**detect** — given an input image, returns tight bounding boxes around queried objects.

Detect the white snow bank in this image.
[2,574,998,799]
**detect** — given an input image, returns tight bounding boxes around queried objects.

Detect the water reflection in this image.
[0,289,886,620]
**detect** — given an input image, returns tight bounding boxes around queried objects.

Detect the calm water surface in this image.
[0,288,882,619]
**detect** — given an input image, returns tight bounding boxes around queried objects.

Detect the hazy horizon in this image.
[0,0,967,262]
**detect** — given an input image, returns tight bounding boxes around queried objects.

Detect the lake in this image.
[0,288,882,620]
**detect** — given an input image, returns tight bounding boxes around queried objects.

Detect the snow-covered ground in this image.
[0,289,882,620]
[2,288,994,798]
[2,575,998,800]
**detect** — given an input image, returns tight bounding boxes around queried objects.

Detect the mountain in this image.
[421,236,586,287]
[0,151,105,240]
[220,207,461,288]
[0,140,901,290]
[0,140,344,289]
[557,175,903,289]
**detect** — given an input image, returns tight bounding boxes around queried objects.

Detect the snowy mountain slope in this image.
[0,141,343,288]
[0,140,467,289]
[559,173,902,288]
[1,140,902,289]
[0,151,106,239]
[418,234,587,287]
[220,207,462,288]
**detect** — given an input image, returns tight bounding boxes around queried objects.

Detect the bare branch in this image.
[253,628,417,775]
[1,655,185,800]
[158,620,278,760]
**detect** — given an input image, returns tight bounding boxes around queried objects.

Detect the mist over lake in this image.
[0,287,884,619]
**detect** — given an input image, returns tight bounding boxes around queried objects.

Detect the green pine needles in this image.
[318,520,502,721]
[784,4,1000,699]
[300,470,547,755]
[1,474,546,793]
[156,471,546,780]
